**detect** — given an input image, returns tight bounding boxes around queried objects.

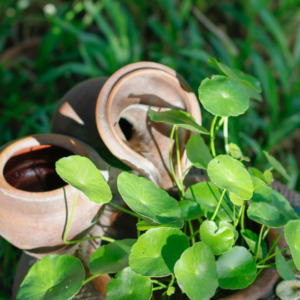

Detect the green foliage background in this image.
[0,0,299,298]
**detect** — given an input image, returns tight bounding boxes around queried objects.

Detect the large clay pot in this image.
[0,134,108,259]
[51,62,202,190]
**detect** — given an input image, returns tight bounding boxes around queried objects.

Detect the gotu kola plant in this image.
[17,58,300,300]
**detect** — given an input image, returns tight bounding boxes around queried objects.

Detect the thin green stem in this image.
[64,235,115,245]
[168,274,175,289]
[188,221,195,245]
[234,204,244,228]
[255,225,265,262]
[63,190,79,244]
[188,229,199,240]
[241,202,245,230]
[109,202,139,218]
[152,280,167,289]
[175,126,185,198]
[169,126,181,193]
[210,115,218,157]
[233,204,236,225]
[153,286,167,291]
[211,189,226,221]
[182,164,192,177]
[262,227,270,240]
[215,117,225,133]
[257,264,276,269]
[224,117,229,155]
[83,274,100,285]
[257,247,289,266]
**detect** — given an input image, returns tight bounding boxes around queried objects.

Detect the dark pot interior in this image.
[3,145,73,192]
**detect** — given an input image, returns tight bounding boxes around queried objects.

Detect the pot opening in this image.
[118,117,134,141]
[3,145,73,192]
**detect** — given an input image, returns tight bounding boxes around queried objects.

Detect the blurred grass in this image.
[0,0,300,298]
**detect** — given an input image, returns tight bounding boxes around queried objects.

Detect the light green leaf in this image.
[149,109,209,134]
[179,200,203,220]
[275,246,296,280]
[186,135,212,169]
[248,167,266,183]
[264,169,274,185]
[17,255,85,300]
[200,220,235,255]
[251,176,272,203]
[216,246,257,290]
[229,143,243,159]
[208,57,262,92]
[106,267,152,300]
[263,151,291,181]
[198,75,249,117]
[136,219,184,231]
[241,229,267,259]
[243,85,262,101]
[186,182,234,222]
[129,228,189,277]
[89,239,136,275]
[284,220,300,271]
[207,155,253,200]
[56,156,112,204]
[174,242,218,300]
[117,172,181,224]
[229,192,244,206]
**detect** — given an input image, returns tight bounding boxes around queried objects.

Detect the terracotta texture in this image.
[51,62,201,190]
[0,134,108,258]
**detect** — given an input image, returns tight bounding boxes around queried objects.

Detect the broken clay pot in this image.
[0,134,108,259]
[51,62,202,190]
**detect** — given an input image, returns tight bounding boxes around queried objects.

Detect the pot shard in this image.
[0,134,108,258]
[51,62,202,190]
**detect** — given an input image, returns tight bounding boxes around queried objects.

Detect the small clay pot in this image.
[51,62,202,190]
[0,134,108,258]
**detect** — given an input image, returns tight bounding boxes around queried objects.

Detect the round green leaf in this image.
[186,182,234,222]
[251,176,272,203]
[186,134,212,169]
[17,255,85,300]
[275,246,296,280]
[200,220,235,255]
[174,242,218,300]
[89,239,136,275]
[208,57,262,92]
[136,218,184,231]
[229,192,244,206]
[179,200,203,220]
[263,151,291,181]
[284,220,300,271]
[56,156,112,204]
[198,75,249,117]
[241,229,267,259]
[117,172,181,224]
[106,267,152,300]
[216,246,257,290]
[129,228,189,277]
[149,109,209,134]
[207,155,253,200]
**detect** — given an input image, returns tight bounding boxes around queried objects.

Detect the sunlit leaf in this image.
[275,246,296,280]
[284,220,300,271]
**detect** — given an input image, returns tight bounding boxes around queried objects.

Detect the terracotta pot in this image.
[51,62,202,190]
[0,134,108,259]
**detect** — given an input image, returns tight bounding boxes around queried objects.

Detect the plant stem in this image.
[255,225,265,262]
[211,189,226,221]
[63,190,115,244]
[224,117,229,155]
[210,115,218,157]
[182,164,192,177]
[109,202,139,218]
[262,227,270,240]
[188,221,195,245]
[257,247,289,266]
[233,204,236,225]
[240,202,245,230]
[168,274,175,290]
[152,279,167,289]
[234,204,244,228]
[175,126,185,198]
[188,229,199,240]
[257,264,276,269]
[215,117,225,133]
[82,274,100,285]
[169,125,181,193]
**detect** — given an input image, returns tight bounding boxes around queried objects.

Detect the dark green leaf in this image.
[56,156,112,204]
[89,239,136,275]
[129,228,189,277]
[251,176,272,203]
[106,267,152,300]
[117,172,181,224]
[186,134,212,169]
[216,246,257,290]
[275,246,296,280]
[17,255,85,300]
[149,109,209,134]
[136,218,184,231]
[179,200,203,220]
[241,229,267,259]
[207,155,253,199]
[174,242,218,300]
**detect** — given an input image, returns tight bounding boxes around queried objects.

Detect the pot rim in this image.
[0,134,93,201]
[96,61,201,188]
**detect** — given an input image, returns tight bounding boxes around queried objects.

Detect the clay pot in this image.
[51,62,202,190]
[0,134,108,259]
